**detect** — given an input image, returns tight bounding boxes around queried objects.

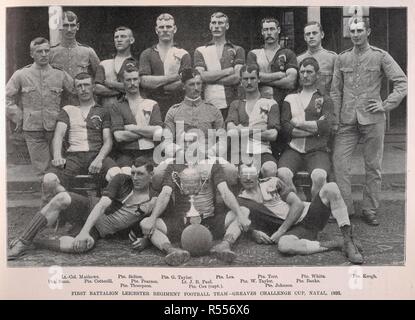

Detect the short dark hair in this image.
[30,37,49,53]
[304,21,323,32]
[299,57,320,73]
[63,11,78,23]
[181,68,201,84]
[261,17,280,29]
[114,26,133,37]
[132,156,154,173]
[349,16,370,30]
[240,64,260,78]
[211,12,229,23]
[124,63,139,74]
[74,72,92,82]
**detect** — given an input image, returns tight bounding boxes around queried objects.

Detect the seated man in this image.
[278,57,335,199]
[110,64,163,171]
[226,64,279,177]
[43,72,119,196]
[139,132,251,266]
[236,164,363,264]
[8,156,156,259]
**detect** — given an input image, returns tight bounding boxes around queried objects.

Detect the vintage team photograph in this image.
[5,5,407,267]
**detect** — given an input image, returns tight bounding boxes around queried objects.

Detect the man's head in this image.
[114,26,134,52]
[123,64,140,95]
[240,64,260,93]
[239,163,259,191]
[349,17,371,47]
[155,13,176,43]
[61,11,79,41]
[299,57,320,88]
[304,21,324,49]
[181,69,203,100]
[131,156,154,190]
[74,72,94,102]
[210,12,229,38]
[261,18,280,45]
[30,37,50,67]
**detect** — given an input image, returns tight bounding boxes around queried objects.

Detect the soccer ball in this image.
[181,224,213,256]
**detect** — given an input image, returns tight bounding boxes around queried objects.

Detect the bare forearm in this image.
[278,198,304,234]
[113,130,140,142]
[52,136,64,159]
[124,124,162,138]
[219,184,243,217]
[291,128,313,137]
[259,72,285,83]
[296,121,318,133]
[94,84,120,96]
[150,187,172,219]
[259,129,278,142]
[199,68,233,83]
[163,80,183,92]
[80,201,110,233]
[141,75,179,89]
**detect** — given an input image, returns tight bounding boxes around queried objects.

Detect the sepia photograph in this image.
[4,4,408,272]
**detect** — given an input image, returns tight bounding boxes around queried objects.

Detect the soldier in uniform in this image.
[6,37,74,177]
[139,13,191,121]
[297,21,337,95]
[94,26,137,110]
[50,10,100,104]
[331,17,407,225]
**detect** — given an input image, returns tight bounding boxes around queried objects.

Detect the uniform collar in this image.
[183,96,203,107]
[60,39,78,48]
[353,43,370,55]
[31,63,52,71]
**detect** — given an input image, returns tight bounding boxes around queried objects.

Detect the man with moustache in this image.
[95,26,138,109]
[139,13,191,120]
[297,21,337,95]
[194,12,245,120]
[8,156,156,259]
[247,17,298,106]
[226,64,279,177]
[331,17,407,225]
[6,37,74,177]
[110,64,163,170]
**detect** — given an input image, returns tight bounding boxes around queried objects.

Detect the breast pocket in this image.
[340,67,354,86]
[364,66,381,83]
[21,86,37,106]
[49,87,63,106]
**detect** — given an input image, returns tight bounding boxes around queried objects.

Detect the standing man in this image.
[6,37,74,177]
[139,13,191,120]
[297,21,337,95]
[278,57,335,199]
[50,10,100,104]
[110,65,163,170]
[247,17,298,106]
[194,12,245,120]
[226,64,280,177]
[95,26,137,109]
[331,17,407,225]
